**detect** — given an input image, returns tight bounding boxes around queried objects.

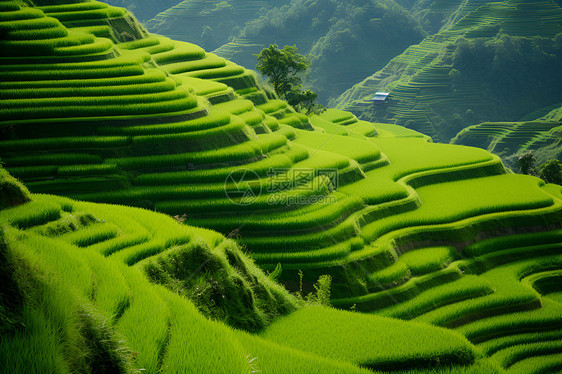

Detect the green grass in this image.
[97,109,232,135]
[130,118,249,151]
[0,68,166,89]
[261,305,477,371]
[133,153,294,185]
[361,174,554,242]
[190,195,364,232]
[0,80,176,99]
[0,136,129,152]
[4,153,102,167]
[162,53,225,73]
[506,353,562,374]
[377,275,494,320]
[398,246,457,275]
[478,329,562,356]
[57,164,118,177]
[6,166,59,180]
[293,129,382,164]
[465,229,562,257]
[0,200,61,229]
[0,189,298,372]
[105,133,286,170]
[419,255,562,329]
[59,223,120,247]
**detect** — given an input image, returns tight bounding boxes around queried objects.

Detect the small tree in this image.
[538,159,562,185]
[256,44,320,114]
[286,89,323,115]
[256,44,308,99]
[518,151,537,176]
[313,274,332,306]
[294,271,332,306]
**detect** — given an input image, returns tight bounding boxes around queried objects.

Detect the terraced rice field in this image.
[1,1,562,372]
[3,174,510,373]
[452,112,562,164]
[334,0,562,141]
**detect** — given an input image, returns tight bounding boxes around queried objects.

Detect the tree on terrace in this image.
[256,44,322,115]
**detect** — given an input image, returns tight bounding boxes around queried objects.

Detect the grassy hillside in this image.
[2,166,476,373]
[334,0,562,142]
[1,168,506,373]
[1,0,562,372]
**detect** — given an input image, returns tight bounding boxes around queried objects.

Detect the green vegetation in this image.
[452,103,562,169]
[256,44,322,114]
[261,305,477,371]
[513,150,562,185]
[0,170,498,373]
[335,0,562,143]
[256,44,308,99]
[397,246,456,276]
[539,159,562,185]
[1,0,562,372]
[146,0,426,102]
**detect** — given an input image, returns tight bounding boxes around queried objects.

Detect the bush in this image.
[538,159,562,185]
[0,167,31,209]
[143,240,293,332]
[518,151,537,175]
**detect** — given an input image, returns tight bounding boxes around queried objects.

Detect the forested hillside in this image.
[142,0,291,50]
[101,0,177,21]
[143,0,427,102]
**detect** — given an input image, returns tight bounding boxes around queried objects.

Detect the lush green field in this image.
[0,168,494,373]
[1,0,561,372]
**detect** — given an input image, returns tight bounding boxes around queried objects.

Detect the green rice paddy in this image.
[0,0,561,372]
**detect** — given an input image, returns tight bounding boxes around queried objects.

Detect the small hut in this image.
[368,92,389,104]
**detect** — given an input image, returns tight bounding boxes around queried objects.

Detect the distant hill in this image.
[144,0,427,103]
[334,0,562,143]
[143,0,291,51]
[103,0,179,22]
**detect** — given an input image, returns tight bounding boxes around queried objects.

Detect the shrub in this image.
[538,159,562,185]
[0,167,31,209]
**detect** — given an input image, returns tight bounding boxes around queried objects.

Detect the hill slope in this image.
[334,0,562,142]
[452,104,562,168]
[1,0,561,297]
[1,1,562,372]
[101,0,180,22]
[2,168,503,373]
[143,0,291,51]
